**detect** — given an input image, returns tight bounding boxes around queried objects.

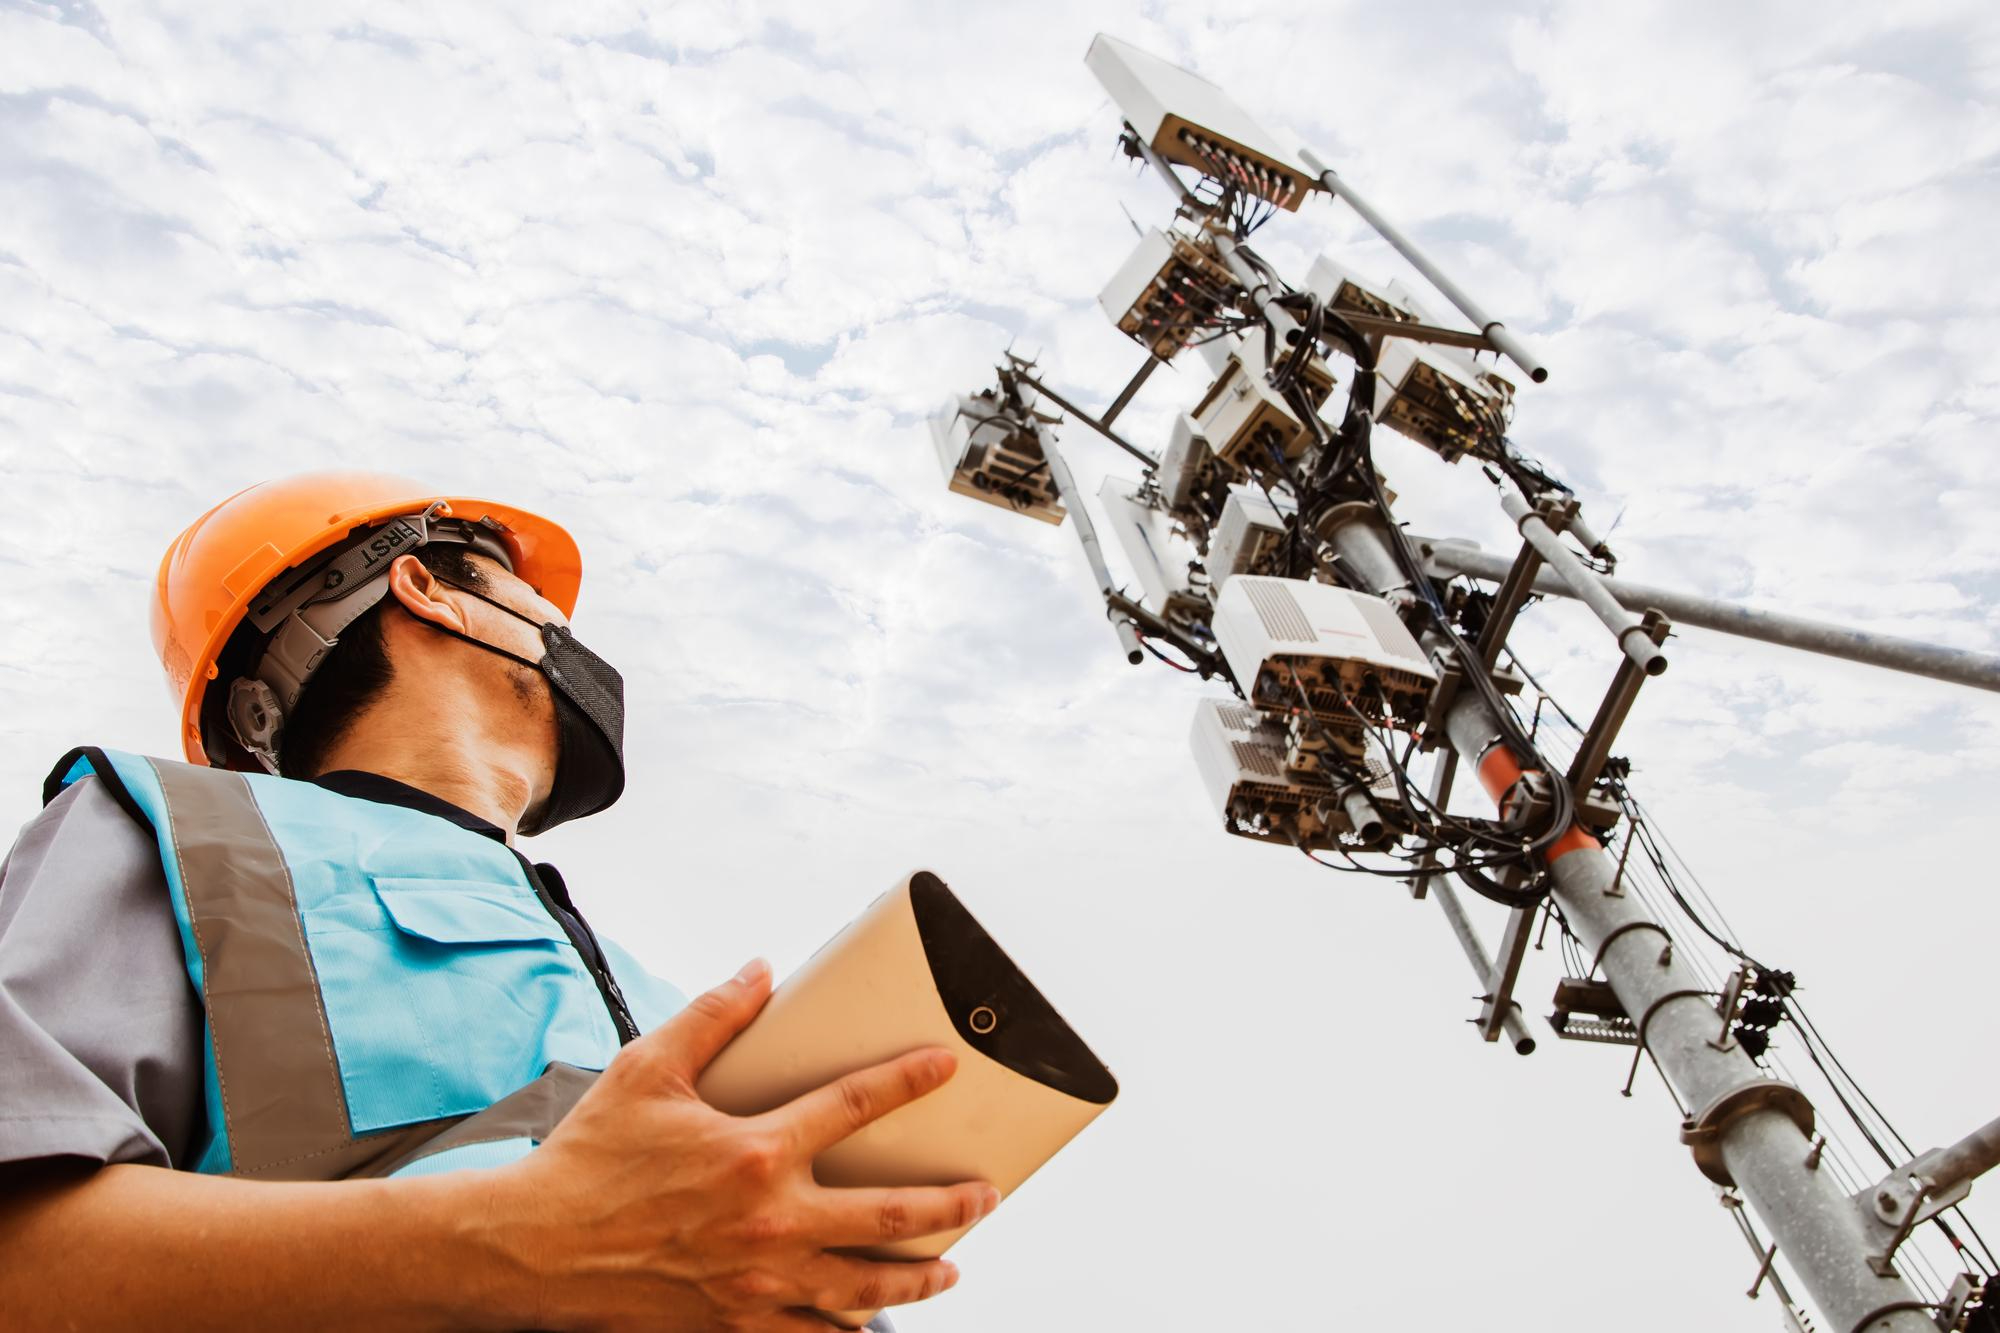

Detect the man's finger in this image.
[797,1254,961,1312]
[806,1181,1000,1249]
[629,958,772,1084]
[775,1048,956,1154]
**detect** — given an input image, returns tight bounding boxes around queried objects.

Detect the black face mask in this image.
[416,580,626,836]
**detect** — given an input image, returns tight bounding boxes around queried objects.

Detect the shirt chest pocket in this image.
[305,877,623,1135]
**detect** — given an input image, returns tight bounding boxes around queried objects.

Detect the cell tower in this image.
[927,34,2000,1333]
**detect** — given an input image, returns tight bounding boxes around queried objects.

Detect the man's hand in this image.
[488,958,998,1331]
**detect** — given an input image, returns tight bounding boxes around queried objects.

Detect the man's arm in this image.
[0,961,995,1332]
[0,1155,543,1331]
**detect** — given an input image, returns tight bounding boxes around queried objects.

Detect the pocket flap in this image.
[371,877,568,946]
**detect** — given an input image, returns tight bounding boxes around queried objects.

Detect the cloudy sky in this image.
[4,1,1999,1328]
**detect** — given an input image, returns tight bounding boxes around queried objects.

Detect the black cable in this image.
[1289,679,1549,906]
[1212,246,1574,898]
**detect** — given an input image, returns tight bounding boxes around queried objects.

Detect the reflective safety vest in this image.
[44,746,687,1181]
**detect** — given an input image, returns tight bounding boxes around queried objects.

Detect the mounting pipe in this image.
[1298,146,1549,385]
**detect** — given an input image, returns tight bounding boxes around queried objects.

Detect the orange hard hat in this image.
[152,471,583,766]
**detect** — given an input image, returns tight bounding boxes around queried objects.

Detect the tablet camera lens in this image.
[969,1005,998,1034]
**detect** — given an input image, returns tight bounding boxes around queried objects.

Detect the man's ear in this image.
[382,554,470,633]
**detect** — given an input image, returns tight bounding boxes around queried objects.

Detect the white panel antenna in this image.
[1210,576,1437,728]
[1097,228,1237,361]
[1195,330,1336,407]
[1191,356,1314,470]
[1189,697,1397,848]
[1305,255,1422,327]
[1157,412,1221,510]
[1206,484,1292,595]
[928,392,1066,525]
[1097,476,1201,617]
[1373,340,1513,465]
[1086,34,1314,211]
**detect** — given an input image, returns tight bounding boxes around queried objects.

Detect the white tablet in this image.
[696,871,1118,1327]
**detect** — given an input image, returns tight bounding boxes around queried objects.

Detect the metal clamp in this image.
[1679,1080,1817,1187]
[1622,987,1715,1099]
[1588,919,1673,978]
[1845,1300,1938,1333]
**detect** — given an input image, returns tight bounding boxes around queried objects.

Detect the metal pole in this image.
[1033,420,1145,665]
[1327,512,1936,1333]
[1500,489,1667,677]
[1298,146,1550,385]
[1421,538,2000,695]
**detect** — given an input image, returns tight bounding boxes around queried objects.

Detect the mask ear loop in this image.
[413,577,555,671]
[434,577,555,629]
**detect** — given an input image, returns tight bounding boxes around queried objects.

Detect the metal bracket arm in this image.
[1332,310,1496,354]
[1473,536,1546,668]
[1861,1111,2000,1237]
[1567,609,1671,804]
[1005,360,1160,470]
[1098,354,1162,429]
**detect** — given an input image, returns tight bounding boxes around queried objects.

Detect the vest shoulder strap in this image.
[45,746,357,1176]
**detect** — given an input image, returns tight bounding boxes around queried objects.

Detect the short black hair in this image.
[275,545,491,779]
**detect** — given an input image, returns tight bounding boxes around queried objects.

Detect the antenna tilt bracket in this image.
[1679,1080,1817,1188]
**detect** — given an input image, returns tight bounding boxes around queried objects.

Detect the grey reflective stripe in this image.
[148,759,353,1175]
[236,1115,461,1182]
[358,1063,600,1178]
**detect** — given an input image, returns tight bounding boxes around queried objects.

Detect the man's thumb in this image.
[635,958,771,1084]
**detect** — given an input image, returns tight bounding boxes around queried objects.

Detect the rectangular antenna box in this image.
[1373,340,1512,465]
[929,392,1066,525]
[1157,412,1216,510]
[1305,255,1420,326]
[1206,484,1293,594]
[1194,331,1335,406]
[1188,697,1395,849]
[1211,576,1437,726]
[1098,227,1236,361]
[1085,34,1314,210]
[1192,356,1313,470]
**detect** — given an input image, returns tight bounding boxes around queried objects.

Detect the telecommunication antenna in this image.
[926,34,2000,1333]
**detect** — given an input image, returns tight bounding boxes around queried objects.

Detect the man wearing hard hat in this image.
[0,474,995,1330]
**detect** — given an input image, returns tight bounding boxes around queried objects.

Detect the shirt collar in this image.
[306,770,509,843]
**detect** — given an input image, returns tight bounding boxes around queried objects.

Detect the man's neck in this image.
[310,724,541,841]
